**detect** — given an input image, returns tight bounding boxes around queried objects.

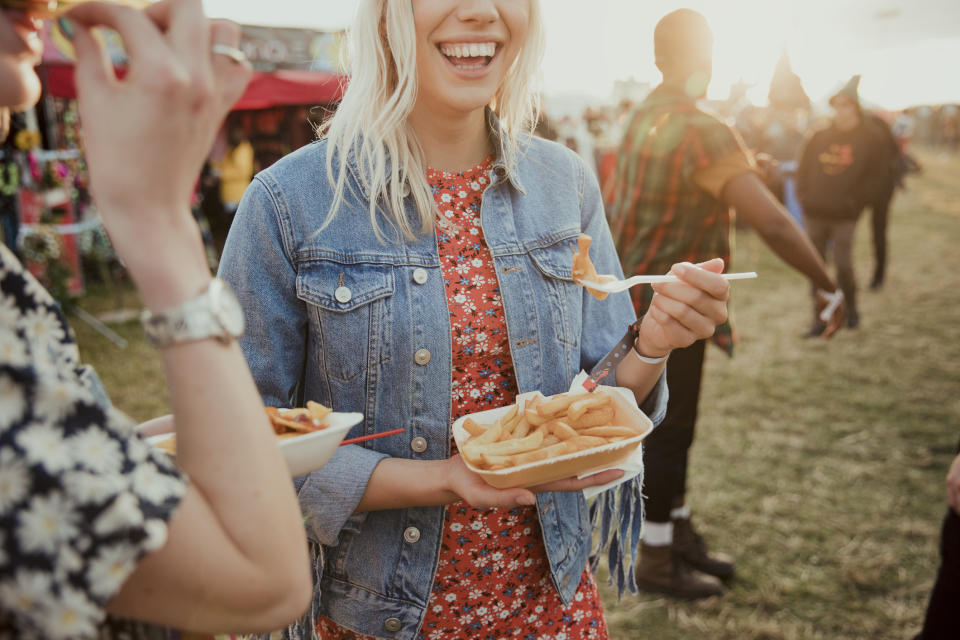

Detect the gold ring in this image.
[211,44,247,64]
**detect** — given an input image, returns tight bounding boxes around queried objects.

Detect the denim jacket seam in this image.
[254,173,298,266]
[321,574,424,609]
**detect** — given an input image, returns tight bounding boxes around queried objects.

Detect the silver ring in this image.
[211,44,247,64]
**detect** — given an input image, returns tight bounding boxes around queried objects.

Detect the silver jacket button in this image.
[414,348,431,365]
[384,618,402,632]
[412,268,428,284]
[410,437,428,453]
[334,286,352,303]
[403,526,421,543]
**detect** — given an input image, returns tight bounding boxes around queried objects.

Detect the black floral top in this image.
[0,245,185,639]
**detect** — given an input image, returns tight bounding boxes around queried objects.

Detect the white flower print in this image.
[471,258,483,268]
[469,389,481,399]
[87,544,137,599]
[33,375,92,424]
[470,181,480,190]
[17,422,74,472]
[453,293,467,305]
[21,269,53,305]
[469,227,480,236]
[0,294,20,326]
[17,492,80,554]
[0,327,29,367]
[444,593,457,602]
[43,587,102,639]
[0,568,51,614]
[432,604,443,614]
[70,426,124,474]
[19,307,66,350]
[441,193,452,203]
[94,492,144,536]
[142,518,169,552]
[458,190,467,198]
[450,523,463,532]
[0,448,30,512]
[0,373,26,429]
[574,590,584,602]
[130,462,181,504]
[471,274,486,288]
[475,606,487,616]
[63,470,125,505]
[469,588,482,600]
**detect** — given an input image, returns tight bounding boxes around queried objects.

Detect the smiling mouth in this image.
[438,42,498,71]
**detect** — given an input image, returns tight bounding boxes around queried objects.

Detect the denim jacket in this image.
[219,116,667,640]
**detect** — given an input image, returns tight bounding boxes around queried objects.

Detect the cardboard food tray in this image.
[452,386,653,489]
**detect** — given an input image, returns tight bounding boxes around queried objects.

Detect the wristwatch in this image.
[141,278,245,348]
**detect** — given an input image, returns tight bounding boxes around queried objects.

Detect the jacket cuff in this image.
[294,445,390,546]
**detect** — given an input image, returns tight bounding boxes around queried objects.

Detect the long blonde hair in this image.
[319,0,545,241]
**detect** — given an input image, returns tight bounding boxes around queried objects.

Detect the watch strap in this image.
[582,318,667,392]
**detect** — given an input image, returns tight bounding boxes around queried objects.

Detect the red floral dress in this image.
[317,158,608,640]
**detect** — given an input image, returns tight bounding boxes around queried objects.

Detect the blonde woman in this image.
[220,1,730,638]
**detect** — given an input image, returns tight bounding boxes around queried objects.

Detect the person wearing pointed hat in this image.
[797,74,889,334]
[609,8,843,601]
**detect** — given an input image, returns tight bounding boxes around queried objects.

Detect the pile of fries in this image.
[153,401,333,454]
[459,390,639,471]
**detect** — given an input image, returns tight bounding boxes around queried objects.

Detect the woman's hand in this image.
[444,455,624,509]
[948,453,960,514]
[635,258,730,357]
[66,0,251,308]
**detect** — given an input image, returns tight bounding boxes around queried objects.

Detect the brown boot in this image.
[672,517,735,581]
[635,542,724,600]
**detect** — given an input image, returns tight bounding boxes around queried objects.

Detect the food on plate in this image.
[570,233,616,301]
[152,401,334,454]
[459,390,640,471]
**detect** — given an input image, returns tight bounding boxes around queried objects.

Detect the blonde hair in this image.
[319,0,545,241]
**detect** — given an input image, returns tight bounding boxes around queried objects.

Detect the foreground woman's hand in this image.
[444,455,624,509]
[636,258,730,357]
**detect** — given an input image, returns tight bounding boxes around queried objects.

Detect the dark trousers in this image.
[641,339,706,523]
[869,189,894,285]
[805,215,859,323]
[918,439,960,639]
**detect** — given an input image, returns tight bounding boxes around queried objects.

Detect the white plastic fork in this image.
[576,271,758,294]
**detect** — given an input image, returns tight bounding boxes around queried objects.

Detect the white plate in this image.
[146,411,364,477]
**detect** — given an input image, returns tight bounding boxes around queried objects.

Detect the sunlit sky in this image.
[203,0,960,112]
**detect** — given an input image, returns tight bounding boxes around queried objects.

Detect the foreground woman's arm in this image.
[68,1,309,632]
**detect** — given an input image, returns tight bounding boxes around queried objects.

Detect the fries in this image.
[152,401,334,454]
[459,390,642,471]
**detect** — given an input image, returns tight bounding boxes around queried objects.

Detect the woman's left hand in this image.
[635,258,730,357]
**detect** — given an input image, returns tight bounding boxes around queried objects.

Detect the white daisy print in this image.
[94,492,144,536]
[0,568,51,614]
[0,448,31,512]
[87,544,137,599]
[19,307,66,349]
[17,492,80,554]
[0,373,26,429]
[70,427,124,474]
[43,587,102,639]
[17,422,75,472]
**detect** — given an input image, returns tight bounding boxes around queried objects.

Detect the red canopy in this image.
[42,65,345,110]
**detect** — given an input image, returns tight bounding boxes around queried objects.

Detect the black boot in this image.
[672,517,735,581]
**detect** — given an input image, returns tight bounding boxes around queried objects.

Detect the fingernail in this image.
[57,17,74,41]
[673,263,688,276]
[517,494,536,506]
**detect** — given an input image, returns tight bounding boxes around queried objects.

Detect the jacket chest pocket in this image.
[296,261,394,382]
[528,238,580,349]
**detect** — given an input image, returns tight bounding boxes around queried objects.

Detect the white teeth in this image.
[440,42,496,58]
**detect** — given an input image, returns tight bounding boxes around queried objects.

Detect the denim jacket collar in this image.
[339,107,526,200]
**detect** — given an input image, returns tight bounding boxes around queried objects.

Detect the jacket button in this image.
[412,268,428,284]
[334,286,352,303]
[384,618,402,632]
[414,348,431,365]
[410,437,428,453]
[403,526,421,543]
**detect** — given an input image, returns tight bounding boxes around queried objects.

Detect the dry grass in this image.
[71,150,960,639]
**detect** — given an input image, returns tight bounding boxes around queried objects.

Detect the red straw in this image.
[340,428,406,446]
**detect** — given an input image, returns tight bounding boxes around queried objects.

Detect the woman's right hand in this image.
[444,455,624,509]
[66,0,251,309]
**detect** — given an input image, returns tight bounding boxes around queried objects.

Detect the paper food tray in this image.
[452,385,653,489]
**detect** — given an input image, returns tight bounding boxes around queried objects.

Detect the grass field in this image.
[71,150,960,640]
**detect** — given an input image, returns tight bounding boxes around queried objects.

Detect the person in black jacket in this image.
[797,75,884,333]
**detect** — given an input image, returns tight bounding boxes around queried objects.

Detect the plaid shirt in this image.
[609,87,753,355]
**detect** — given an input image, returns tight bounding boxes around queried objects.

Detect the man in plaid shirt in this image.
[610,9,844,600]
